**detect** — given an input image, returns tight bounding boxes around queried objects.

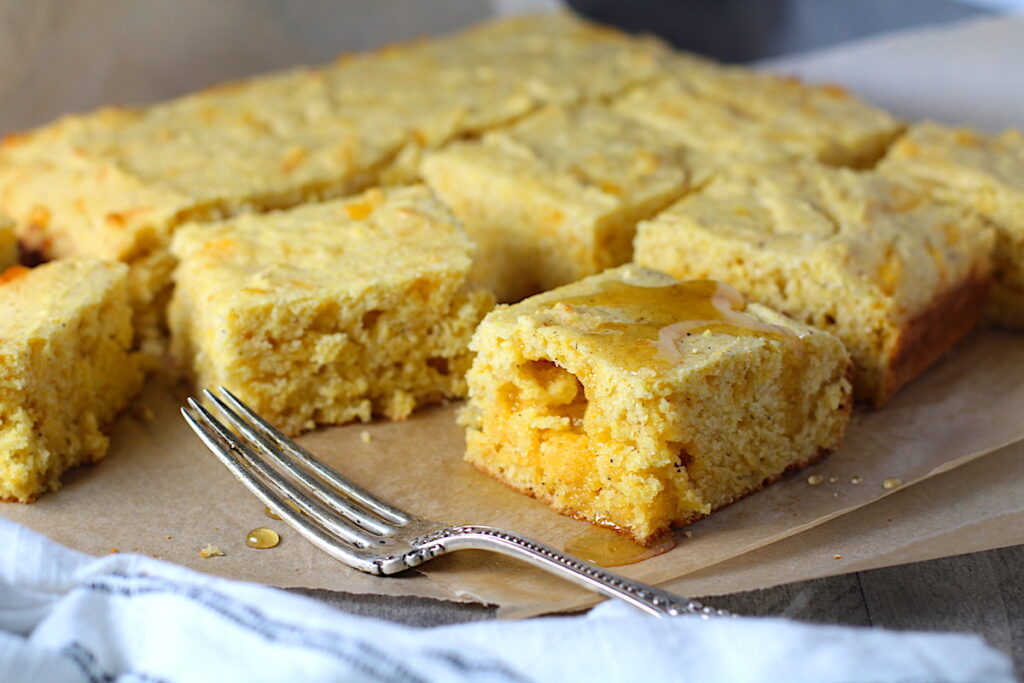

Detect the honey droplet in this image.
[564,526,674,567]
[264,506,282,520]
[807,474,824,486]
[882,477,903,490]
[246,527,280,549]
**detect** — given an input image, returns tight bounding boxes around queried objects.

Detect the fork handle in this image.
[413,525,730,618]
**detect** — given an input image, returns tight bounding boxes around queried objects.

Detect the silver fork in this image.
[181,387,730,618]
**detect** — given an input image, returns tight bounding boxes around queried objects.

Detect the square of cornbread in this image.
[879,121,1024,328]
[634,162,994,407]
[462,264,852,543]
[612,61,902,168]
[422,104,717,302]
[0,258,144,502]
[169,185,494,435]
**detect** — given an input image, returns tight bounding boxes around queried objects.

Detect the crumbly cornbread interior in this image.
[462,265,852,542]
[169,186,493,435]
[879,121,1024,328]
[634,161,994,406]
[0,258,144,501]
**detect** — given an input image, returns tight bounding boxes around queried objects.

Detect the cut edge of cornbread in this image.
[0,257,145,502]
[0,214,16,271]
[633,162,994,407]
[169,185,495,436]
[461,264,853,543]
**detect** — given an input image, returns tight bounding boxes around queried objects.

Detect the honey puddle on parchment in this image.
[564,526,675,567]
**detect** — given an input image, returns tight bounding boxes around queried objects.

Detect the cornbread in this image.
[0,215,16,270]
[613,62,903,168]
[423,105,718,302]
[634,161,994,406]
[0,258,144,501]
[461,264,852,543]
[169,185,494,435]
[0,14,670,350]
[879,121,1024,328]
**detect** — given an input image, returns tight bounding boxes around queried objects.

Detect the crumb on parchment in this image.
[199,544,225,558]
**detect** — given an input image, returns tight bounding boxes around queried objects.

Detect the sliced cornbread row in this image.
[422,104,724,303]
[878,121,1024,328]
[169,185,494,436]
[634,161,994,407]
[461,264,852,543]
[0,258,144,502]
[0,14,674,353]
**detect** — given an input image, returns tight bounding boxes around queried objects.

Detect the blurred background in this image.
[0,0,1019,132]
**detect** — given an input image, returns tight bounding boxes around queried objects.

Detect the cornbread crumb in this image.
[359,430,372,444]
[634,161,994,406]
[0,258,144,501]
[169,185,493,435]
[199,544,224,558]
[882,477,903,490]
[462,264,852,542]
[879,121,1024,328]
[851,476,863,485]
[807,474,825,486]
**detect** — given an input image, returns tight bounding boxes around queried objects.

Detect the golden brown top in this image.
[477,264,815,377]
[642,161,993,316]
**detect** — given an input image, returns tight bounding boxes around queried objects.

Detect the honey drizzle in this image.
[564,526,675,567]
[555,280,795,370]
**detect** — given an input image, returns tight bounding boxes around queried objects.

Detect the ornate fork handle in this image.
[398,525,730,618]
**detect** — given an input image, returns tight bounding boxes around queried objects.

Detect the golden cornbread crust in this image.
[422,104,717,302]
[462,264,852,543]
[169,185,494,435]
[634,161,995,407]
[879,121,1024,328]
[0,258,144,502]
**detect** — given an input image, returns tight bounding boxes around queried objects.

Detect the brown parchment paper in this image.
[0,329,1022,614]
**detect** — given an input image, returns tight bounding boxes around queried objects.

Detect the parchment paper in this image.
[1,4,1023,613]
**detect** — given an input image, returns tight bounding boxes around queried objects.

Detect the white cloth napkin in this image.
[0,519,1013,683]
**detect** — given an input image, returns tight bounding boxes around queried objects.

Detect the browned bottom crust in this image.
[879,270,991,408]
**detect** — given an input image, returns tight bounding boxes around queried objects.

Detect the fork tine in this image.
[202,389,396,536]
[215,386,410,525]
[182,406,385,574]
[184,398,380,549]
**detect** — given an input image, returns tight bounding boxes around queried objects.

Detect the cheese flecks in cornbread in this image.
[0,258,144,502]
[634,162,994,407]
[878,121,1024,328]
[169,186,494,436]
[423,105,717,303]
[0,14,670,349]
[461,265,851,543]
[613,62,902,168]
[0,215,16,270]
